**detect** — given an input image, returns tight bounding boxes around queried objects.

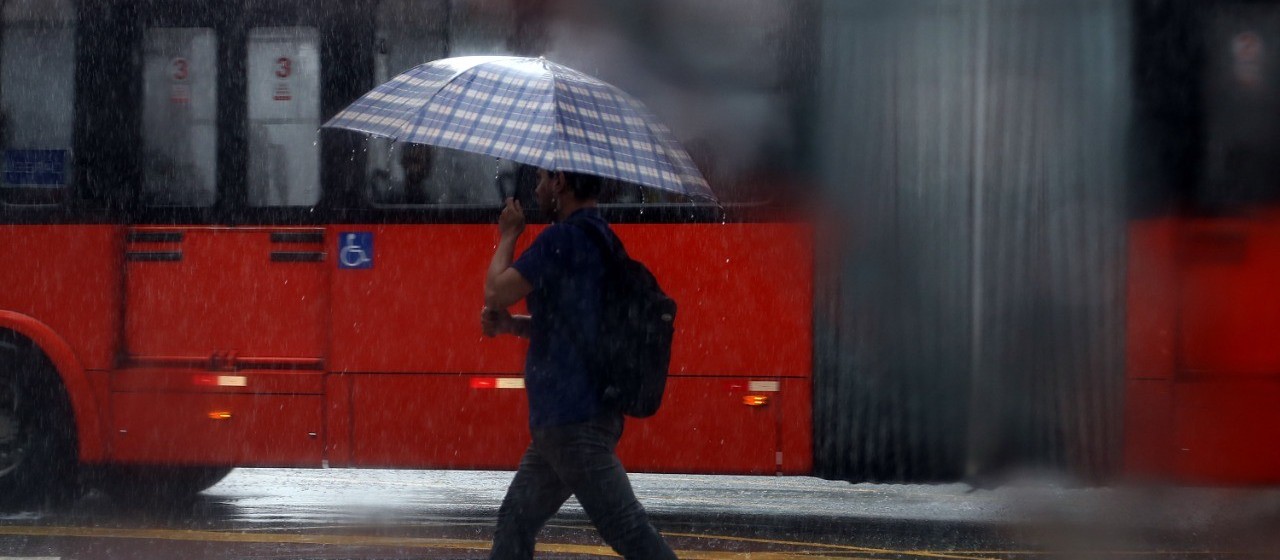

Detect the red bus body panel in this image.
[0,225,123,372]
[1125,213,1280,484]
[326,223,812,377]
[0,225,124,462]
[328,222,813,474]
[66,221,814,474]
[111,392,325,466]
[124,227,328,362]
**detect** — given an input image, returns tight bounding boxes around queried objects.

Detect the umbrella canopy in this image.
[324,56,714,201]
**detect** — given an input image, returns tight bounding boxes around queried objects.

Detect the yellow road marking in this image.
[659,531,997,560]
[7,525,1235,559]
[0,524,1000,559]
[0,526,476,549]
[951,552,1246,557]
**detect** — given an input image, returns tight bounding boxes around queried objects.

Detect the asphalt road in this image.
[1,468,1278,559]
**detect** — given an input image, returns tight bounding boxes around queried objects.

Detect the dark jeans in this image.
[489,410,677,560]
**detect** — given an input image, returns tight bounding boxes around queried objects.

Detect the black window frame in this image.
[78,0,377,227]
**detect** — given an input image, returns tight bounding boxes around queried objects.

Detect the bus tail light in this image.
[193,374,247,387]
[470,377,525,389]
[743,395,769,407]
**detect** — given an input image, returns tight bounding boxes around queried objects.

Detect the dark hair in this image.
[562,171,603,200]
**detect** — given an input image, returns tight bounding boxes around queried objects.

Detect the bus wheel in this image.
[0,336,81,511]
[95,466,234,505]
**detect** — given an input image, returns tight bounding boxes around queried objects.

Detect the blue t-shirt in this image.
[511,208,611,428]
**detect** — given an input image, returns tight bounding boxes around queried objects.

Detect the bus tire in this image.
[95,466,234,505]
[0,334,82,511]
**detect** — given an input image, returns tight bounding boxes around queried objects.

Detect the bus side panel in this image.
[1123,379,1175,478]
[328,224,527,375]
[619,223,814,378]
[1126,214,1280,484]
[0,225,121,462]
[325,373,355,467]
[0,225,123,371]
[1125,219,1178,381]
[124,227,328,361]
[107,368,326,466]
[330,224,528,469]
[779,377,814,474]
[1175,381,1280,484]
[347,374,792,474]
[111,392,325,466]
[330,222,813,473]
[327,223,813,378]
[1123,219,1178,478]
[347,373,530,469]
[1172,218,1280,484]
[617,376,779,474]
[1178,221,1280,375]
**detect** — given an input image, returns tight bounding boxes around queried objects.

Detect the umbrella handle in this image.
[494,166,509,206]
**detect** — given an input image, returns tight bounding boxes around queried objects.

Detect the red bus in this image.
[5,0,1280,509]
[1126,211,1280,484]
[0,0,812,507]
[1123,1,1280,485]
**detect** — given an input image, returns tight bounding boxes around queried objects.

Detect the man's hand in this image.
[499,197,525,240]
[481,307,531,338]
[481,306,510,337]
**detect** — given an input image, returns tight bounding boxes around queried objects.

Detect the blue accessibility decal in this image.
[337,232,373,269]
[4,149,67,186]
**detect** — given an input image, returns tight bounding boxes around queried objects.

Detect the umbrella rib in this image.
[611,90,655,189]
[503,59,558,169]
[544,59,567,171]
[585,84,622,178]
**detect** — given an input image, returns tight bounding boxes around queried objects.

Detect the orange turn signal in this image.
[742,395,769,407]
[207,411,233,420]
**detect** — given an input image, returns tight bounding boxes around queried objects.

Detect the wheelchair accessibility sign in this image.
[338,232,373,269]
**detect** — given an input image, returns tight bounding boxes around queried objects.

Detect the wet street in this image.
[1,469,1278,559]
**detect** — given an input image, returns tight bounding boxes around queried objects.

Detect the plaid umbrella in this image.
[324,56,715,201]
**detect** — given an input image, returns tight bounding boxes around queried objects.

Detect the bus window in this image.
[1200,5,1280,211]
[247,27,320,207]
[0,0,75,205]
[141,28,217,207]
[366,0,501,208]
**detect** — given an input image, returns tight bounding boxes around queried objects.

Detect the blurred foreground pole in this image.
[812,0,1130,483]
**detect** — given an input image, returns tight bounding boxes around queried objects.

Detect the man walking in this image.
[482,167,677,560]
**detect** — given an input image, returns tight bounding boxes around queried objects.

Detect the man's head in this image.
[533,168,603,218]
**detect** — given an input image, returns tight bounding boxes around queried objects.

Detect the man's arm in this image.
[485,240,532,310]
[506,315,532,338]
[482,309,532,339]
[484,198,534,311]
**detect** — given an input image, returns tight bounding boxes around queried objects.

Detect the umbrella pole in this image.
[493,159,513,205]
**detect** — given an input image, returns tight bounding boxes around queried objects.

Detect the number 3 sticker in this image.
[171,57,189,81]
[275,56,292,78]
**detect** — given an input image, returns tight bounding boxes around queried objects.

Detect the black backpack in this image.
[568,220,676,418]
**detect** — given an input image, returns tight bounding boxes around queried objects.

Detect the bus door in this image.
[321,1,534,470]
[114,24,326,467]
[1174,219,1280,482]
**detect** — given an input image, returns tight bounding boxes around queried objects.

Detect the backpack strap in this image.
[564,217,622,406]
